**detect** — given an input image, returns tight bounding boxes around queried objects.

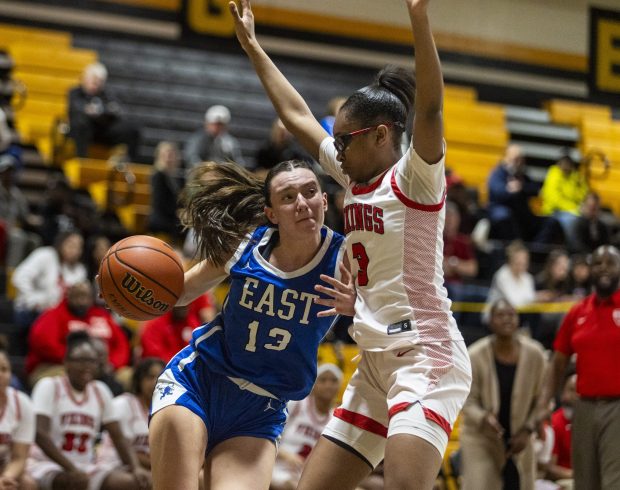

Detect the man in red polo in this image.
[538,245,620,490]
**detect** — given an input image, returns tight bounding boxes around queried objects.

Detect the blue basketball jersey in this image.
[190,225,345,401]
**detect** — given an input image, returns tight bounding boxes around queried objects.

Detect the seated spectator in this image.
[0,106,22,171]
[68,62,141,162]
[37,175,103,247]
[547,374,576,486]
[270,363,343,490]
[85,235,112,306]
[0,154,41,267]
[461,299,546,490]
[26,281,130,386]
[255,119,311,172]
[535,249,576,348]
[535,250,573,302]
[573,192,610,253]
[446,173,480,235]
[486,241,537,310]
[27,331,150,490]
[148,141,185,243]
[139,301,203,362]
[567,254,591,298]
[443,201,478,300]
[98,358,166,471]
[540,151,588,248]
[12,230,87,330]
[0,339,37,490]
[183,105,247,169]
[488,144,558,244]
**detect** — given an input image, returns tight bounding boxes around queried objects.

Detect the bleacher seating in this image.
[63,158,152,188]
[0,26,97,159]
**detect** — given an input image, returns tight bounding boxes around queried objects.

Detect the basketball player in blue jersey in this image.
[231,0,472,488]
[149,161,355,490]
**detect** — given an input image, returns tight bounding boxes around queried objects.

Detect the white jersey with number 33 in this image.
[320,138,463,351]
[30,376,116,466]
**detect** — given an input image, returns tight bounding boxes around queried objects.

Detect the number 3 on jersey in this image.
[245,320,292,352]
[352,242,369,286]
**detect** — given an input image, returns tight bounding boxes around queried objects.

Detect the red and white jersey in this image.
[0,387,35,468]
[97,393,149,465]
[30,377,117,466]
[280,396,331,459]
[320,138,463,350]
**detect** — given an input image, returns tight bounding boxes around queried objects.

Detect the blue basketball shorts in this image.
[151,345,288,454]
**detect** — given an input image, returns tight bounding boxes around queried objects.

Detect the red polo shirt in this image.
[553,289,620,397]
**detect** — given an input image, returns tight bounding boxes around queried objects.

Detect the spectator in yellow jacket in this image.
[540,152,588,249]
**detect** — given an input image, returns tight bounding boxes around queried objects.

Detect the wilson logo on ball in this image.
[121,273,170,312]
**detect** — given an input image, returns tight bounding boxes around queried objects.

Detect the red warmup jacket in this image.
[26,299,130,374]
[140,310,203,362]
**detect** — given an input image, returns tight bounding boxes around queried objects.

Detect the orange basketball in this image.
[97,235,184,321]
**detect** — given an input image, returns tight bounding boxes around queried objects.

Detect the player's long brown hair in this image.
[180,162,266,266]
[181,160,317,266]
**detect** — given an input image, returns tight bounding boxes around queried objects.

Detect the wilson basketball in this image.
[97,235,184,321]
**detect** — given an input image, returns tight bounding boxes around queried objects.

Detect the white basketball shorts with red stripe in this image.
[322,340,471,468]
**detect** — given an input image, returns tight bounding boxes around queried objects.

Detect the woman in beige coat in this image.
[461,299,547,490]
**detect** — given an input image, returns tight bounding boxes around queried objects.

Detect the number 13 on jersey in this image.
[245,320,292,352]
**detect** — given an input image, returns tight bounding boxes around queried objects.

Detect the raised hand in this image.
[229,0,256,51]
[405,0,430,14]
[314,262,356,317]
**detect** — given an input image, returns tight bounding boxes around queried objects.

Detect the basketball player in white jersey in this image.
[231,0,472,488]
[28,331,150,490]
[270,363,342,490]
[0,341,37,490]
[98,358,164,469]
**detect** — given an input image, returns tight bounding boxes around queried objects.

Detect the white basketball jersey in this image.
[0,387,35,468]
[30,377,116,466]
[320,138,463,350]
[280,396,331,459]
[98,393,149,465]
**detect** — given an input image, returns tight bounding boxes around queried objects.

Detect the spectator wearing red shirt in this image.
[545,374,576,486]
[26,281,130,386]
[538,245,620,490]
[139,303,203,362]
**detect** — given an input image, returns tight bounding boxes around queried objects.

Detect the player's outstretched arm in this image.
[178,260,228,307]
[229,0,327,160]
[407,0,444,164]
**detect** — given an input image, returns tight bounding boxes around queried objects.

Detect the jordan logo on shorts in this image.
[264,399,276,412]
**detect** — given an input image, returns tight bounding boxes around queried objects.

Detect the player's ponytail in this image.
[180,162,268,266]
[340,64,413,151]
[374,65,415,114]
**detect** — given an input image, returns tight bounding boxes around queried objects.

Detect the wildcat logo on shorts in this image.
[121,272,170,312]
[613,309,620,327]
[157,382,175,400]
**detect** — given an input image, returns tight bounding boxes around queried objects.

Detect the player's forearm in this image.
[243,41,320,157]
[35,434,77,471]
[178,260,227,307]
[408,7,443,118]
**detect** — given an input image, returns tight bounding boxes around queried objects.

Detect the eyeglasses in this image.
[333,122,402,154]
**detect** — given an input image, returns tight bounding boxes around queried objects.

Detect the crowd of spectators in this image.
[0,54,619,489]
